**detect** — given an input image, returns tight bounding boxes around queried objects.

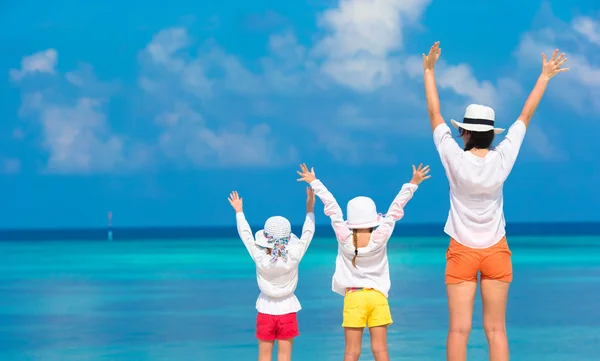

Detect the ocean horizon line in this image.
[0,221,599,241]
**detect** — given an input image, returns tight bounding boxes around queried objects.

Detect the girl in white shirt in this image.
[421,41,568,361]
[296,163,430,361]
[228,188,316,361]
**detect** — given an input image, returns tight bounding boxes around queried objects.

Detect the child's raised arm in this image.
[372,164,431,244]
[297,163,352,244]
[290,188,317,262]
[228,191,262,260]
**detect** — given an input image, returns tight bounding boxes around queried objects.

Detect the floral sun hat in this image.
[255,216,299,263]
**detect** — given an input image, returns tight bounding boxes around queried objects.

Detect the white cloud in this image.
[20,94,125,173]
[65,72,85,87]
[198,31,315,96]
[436,64,499,106]
[140,28,212,99]
[572,16,600,46]
[9,29,296,174]
[261,33,314,92]
[154,103,297,167]
[9,49,58,81]
[145,27,190,71]
[12,50,134,174]
[206,47,265,94]
[144,28,315,98]
[312,0,431,92]
[139,31,298,167]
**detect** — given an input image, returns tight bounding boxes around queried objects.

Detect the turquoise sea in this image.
[0,230,599,360]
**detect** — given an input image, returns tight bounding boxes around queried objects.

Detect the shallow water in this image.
[0,236,599,360]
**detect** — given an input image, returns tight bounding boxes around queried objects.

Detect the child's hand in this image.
[228,191,243,213]
[296,163,317,184]
[306,187,315,213]
[410,164,431,185]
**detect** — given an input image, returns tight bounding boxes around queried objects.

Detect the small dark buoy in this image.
[108,211,113,241]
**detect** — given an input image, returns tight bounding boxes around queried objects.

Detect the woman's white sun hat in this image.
[255,216,298,249]
[345,196,381,229]
[450,104,505,135]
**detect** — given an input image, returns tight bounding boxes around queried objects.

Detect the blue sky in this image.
[1,0,599,228]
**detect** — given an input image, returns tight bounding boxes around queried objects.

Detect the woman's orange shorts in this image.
[445,236,512,284]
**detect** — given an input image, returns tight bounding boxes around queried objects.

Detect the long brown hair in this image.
[352,230,358,268]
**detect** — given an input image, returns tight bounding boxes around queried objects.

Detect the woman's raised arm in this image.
[518,49,568,127]
[423,41,444,132]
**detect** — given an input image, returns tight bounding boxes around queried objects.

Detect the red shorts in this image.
[256,312,299,341]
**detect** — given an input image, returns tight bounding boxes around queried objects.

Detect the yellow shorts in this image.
[342,288,393,328]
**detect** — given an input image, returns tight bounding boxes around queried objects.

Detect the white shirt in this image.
[433,120,527,249]
[235,212,315,315]
[310,180,418,298]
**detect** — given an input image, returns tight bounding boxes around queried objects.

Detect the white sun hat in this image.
[345,196,382,229]
[254,216,298,249]
[450,104,505,134]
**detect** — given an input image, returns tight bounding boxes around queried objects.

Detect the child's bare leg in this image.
[344,327,364,361]
[369,325,390,361]
[277,338,294,361]
[258,340,274,361]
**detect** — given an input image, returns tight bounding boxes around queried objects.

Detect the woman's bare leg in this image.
[344,327,364,361]
[369,325,390,361]
[446,282,477,361]
[480,279,510,361]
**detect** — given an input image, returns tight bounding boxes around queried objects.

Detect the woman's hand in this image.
[228,191,243,213]
[541,49,568,80]
[410,164,431,185]
[306,187,315,213]
[422,41,441,71]
[296,163,317,184]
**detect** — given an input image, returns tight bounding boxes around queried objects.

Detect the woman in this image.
[421,41,568,361]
